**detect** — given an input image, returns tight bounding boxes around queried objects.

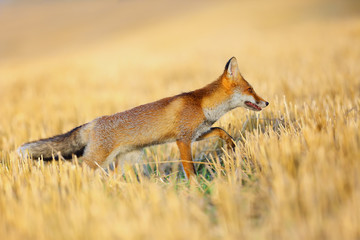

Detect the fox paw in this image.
[226,140,236,152]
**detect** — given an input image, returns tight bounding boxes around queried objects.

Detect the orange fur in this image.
[18,57,269,179]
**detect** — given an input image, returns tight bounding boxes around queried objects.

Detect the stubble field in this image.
[0,0,359,239]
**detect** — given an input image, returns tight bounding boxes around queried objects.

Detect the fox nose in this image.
[265,102,269,106]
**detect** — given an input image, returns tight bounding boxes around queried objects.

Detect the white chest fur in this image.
[192,121,213,140]
[192,100,231,140]
[203,100,231,123]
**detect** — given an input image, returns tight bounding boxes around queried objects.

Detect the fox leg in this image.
[79,145,109,170]
[80,156,98,169]
[196,127,235,150]
[114,150,143,174]
[176,140,196,179]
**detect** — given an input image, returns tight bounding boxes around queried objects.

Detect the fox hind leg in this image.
[114,150,145,175]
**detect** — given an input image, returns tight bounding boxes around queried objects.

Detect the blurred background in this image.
[0,0,359,147]
[1,0,359,72]
[1,0,359,62]
[1,0,359,82]
[1,2,360,239]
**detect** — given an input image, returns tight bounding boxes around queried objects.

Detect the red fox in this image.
[17,57,268,179]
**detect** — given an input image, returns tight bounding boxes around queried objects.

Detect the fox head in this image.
[222,57,269,111]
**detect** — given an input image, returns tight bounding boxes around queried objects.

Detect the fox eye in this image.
[247,88,253,92]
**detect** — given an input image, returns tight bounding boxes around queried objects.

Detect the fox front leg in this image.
[176,139,196,180]
[196,127,235,151]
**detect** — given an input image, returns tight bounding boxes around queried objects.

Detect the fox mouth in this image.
[245,101,262,111]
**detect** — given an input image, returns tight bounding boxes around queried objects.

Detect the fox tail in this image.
[17,124,90,161]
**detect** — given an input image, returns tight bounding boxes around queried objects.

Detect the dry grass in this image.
[1,0,360,239]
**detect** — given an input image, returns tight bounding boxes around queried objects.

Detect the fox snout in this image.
[243,97,269,111]
[251,93,269,111]
[258,100,269,107]
[245,100,267,111]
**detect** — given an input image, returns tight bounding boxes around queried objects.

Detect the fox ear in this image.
[224,57,240,79]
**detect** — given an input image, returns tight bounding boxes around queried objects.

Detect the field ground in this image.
[0,0,360,239]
